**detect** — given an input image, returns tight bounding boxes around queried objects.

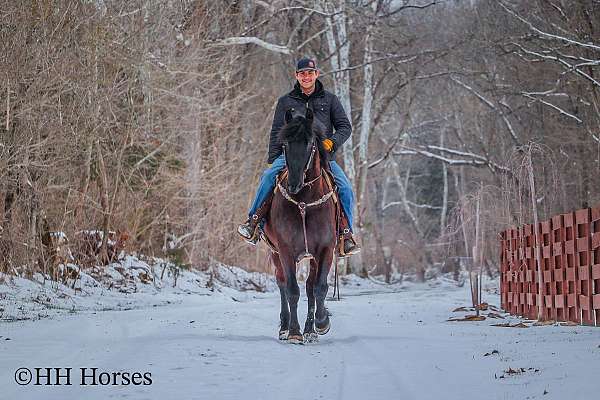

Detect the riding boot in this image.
[237,193,274,245]
[337,211,361,257]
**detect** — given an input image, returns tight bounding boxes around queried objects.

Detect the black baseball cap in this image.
[296,57,317,72]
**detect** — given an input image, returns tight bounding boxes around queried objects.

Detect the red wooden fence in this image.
[500,204,600,326]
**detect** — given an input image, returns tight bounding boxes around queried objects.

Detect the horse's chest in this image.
[269,199,335,240]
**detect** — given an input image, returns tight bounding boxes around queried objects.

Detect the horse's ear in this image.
[305,107,314,123]
[285,109,293,124]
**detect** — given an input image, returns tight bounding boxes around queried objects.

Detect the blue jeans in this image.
[248,154,355,232]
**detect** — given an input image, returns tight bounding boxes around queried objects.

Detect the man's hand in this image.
[322,139,334,152]
[267,163,272,168]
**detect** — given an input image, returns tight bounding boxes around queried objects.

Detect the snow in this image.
[49,231,67,240]
[1,266,599,400]
[0,256,276,321]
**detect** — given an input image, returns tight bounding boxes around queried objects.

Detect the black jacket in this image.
[267,79,352,164]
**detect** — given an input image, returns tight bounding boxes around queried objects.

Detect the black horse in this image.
[263,107,338,344]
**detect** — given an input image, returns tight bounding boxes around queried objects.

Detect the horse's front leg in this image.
[315,250,334,335]
[272,254,289,340]
[303,259,318,343]
[281,252,302,344]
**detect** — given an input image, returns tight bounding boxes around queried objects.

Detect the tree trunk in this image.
[440,130,448,234]
[322,0,363,275]
[96,140,110,265]
[357,1,376,210]
[527,148,545,321]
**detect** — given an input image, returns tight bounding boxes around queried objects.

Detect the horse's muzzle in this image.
[288,183,303,195]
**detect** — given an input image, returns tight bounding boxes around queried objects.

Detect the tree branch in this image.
[510,42,600,88]
[378,1,443,18]
[498,1,600,52]
[382,200,443,211]
[450,76,520,146]
[392,144,512,174]
[216,37,291,55]
[521,93,583,123]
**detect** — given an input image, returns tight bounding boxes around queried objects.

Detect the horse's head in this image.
[279,107,327,194]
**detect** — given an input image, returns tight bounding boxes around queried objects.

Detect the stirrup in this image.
[238,227,259,245]
[338,229,360,258]
[237,216,260,245]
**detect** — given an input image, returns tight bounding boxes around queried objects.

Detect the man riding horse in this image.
[237,57,360,257]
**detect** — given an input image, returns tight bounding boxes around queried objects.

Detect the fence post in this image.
[539,220,553,320]
[562,212,579,323]
[575,208,593,325]
[524,224,537,319]
[589,206,600,326]
[500,230,509,312]
[551,214,566,321]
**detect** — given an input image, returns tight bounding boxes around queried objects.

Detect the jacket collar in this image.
[289,79,325,100]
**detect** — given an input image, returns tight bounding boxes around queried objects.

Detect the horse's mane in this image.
[279,116,330,168]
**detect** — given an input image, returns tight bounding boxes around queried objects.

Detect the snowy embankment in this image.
[1,259,599,400]
[0,255,276,321]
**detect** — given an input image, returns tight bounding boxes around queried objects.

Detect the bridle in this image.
[282,141,321,189]
[277,139,335,261]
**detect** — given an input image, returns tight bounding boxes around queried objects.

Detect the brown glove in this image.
[322,139,334,152]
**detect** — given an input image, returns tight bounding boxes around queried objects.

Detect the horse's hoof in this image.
[278,330,289,340]
[287,334,304,344]
[303,332,319,343]
[315,320,330,335]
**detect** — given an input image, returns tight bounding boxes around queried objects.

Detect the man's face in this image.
[295,69,319,91]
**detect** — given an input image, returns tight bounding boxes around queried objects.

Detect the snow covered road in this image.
[1,279,598,400]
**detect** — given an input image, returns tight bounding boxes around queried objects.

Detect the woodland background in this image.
[1,0,599,281]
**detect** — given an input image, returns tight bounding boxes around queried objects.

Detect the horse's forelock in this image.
[280,118,330,167]
[279,115,330,168]
[279,117,311,144]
